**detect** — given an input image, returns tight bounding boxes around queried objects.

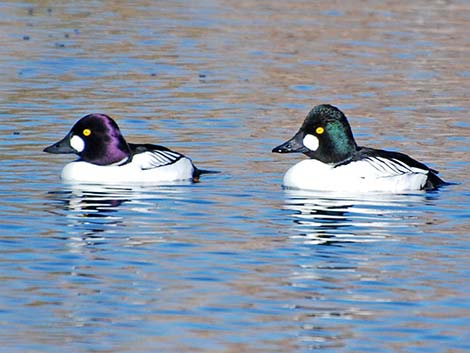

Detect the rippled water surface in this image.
[1,1,469,352]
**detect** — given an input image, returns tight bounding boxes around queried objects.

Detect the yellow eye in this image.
[316,126,324,134]
[83,129,91,136]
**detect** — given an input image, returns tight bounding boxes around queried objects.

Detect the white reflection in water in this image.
[63,181,191,212]
[283,189,434,244]
[46,181,194,247]
[282,189,444,349]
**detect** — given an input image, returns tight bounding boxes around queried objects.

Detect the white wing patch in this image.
[137,150,183,170]
[364,157,427,177]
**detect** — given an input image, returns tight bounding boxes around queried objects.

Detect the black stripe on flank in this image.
[335,146,447,190]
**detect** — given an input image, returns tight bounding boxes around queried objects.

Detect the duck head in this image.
[272,104,358,164]
[44,113,131,165]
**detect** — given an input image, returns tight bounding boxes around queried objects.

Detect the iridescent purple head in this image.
[44,113,132,165]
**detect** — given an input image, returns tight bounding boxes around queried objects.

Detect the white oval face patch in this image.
[70,135,85,153]
[302,134,319,151]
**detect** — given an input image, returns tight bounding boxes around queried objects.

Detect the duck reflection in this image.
[283,189,442,349]
[46,181,192,243]
[50,186,128,217]
[283,189,435,245]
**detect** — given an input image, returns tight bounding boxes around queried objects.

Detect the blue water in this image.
[1,1,469,352]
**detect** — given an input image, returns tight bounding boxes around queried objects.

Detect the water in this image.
[1,1,469,352]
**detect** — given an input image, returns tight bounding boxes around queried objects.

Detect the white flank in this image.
[60,157,195,184]
[282,159,429,192]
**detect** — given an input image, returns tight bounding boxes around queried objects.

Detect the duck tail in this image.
[424,169,448,191]
[193,168,220,181]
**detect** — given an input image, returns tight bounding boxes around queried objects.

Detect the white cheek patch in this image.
[70,135,85,153]
[302,134,319,151]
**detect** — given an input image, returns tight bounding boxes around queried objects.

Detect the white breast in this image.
[60,157,195,184]
[282,158,429,192]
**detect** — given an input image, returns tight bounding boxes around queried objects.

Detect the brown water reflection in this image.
[2,1,469,180]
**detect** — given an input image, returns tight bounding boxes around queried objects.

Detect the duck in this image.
[44,113,211,184]
[272,104,446,192]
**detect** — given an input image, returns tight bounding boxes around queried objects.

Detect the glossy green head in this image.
[273,104,358,164]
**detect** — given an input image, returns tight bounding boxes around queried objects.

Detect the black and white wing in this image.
[129,143,185,170]
[353,147,429,172]
[346,147,445,190]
